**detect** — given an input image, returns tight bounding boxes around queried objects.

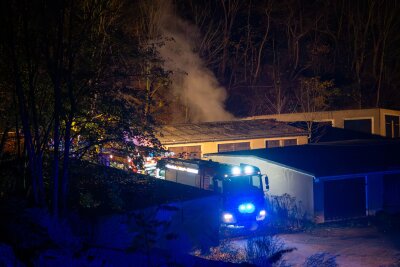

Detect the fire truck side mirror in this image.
[264,175,270,191]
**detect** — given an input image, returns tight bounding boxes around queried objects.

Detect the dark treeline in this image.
[177,0,400,116]
[0,0,166,214]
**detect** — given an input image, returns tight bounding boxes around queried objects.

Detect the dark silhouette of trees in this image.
[179,0,400,116]
[0,0,166,216]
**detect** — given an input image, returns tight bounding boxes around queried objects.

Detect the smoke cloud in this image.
[157,2,234,123]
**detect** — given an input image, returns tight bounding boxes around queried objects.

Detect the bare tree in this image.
[294,77,335,140]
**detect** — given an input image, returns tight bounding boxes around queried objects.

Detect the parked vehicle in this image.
[156,158,268,228]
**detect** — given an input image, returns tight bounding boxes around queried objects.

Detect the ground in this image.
[227,223,400,266]
[280,226,400,266]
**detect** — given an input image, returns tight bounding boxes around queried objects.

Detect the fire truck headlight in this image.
[231,166,241,175]
[256,209,267,221]
[244,165,254,175]
[238,203,255,213]
[222,212,236,224]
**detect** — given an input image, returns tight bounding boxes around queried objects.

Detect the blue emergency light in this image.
[238,202,255,213]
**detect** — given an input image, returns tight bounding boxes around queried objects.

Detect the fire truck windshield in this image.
[223,175,262,195]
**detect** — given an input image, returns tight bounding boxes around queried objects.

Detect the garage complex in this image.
[205,140,400,223]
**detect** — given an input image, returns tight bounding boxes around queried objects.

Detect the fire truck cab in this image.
[156,158,268,228]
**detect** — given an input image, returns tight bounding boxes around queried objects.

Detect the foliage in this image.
[294,77,337,139]
[128,205,179,253]
[303,252,338,267]
[196,240,247,264]
[0,0,169,214]
[79,192,100,209]
[197,234,295,266]
[267,194,311,231]
[245,235,295,266]
[295,77,336,113]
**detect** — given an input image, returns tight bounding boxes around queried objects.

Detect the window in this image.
[218,142,250,152]
[344,119,372,134]
[266,140,280,148]
[168,145,201,159]
[251,175,261,189]
[385,115,400,138]
[282,139,297,146]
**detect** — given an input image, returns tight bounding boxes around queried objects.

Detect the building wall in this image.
[165,135,308,158]
[205,154,393,223]
[204,155,315,221]
[379,108,400,137]
[245,108,400,137]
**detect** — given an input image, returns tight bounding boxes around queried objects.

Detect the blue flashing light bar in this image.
[238,203,255,213]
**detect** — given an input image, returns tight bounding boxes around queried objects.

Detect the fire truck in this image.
[156,158,268,228]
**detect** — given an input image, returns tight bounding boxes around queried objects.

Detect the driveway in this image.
[277,226,399,266]
[227,224,400,266]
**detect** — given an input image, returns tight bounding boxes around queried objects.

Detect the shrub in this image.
[245,235,295,266]
[267,194,311,231]
[303,252,338,267]
[193,240,247,264]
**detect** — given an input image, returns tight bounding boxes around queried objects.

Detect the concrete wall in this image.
[205,155,315,220]
[165,135,308,158]
[245,108,400,137]
[379,108,400,136]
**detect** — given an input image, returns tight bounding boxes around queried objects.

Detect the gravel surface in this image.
[226,225,400,266]
[278,226,400,266]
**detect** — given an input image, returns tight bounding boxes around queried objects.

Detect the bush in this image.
[195,240,247,264]
[267,194,311,231]
[245,235,295,266]
[303,252,338,267]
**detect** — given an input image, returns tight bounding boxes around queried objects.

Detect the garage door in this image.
[324,177,366,220]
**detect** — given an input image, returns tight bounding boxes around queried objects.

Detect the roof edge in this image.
[161,133,308,145]
[204,153,316,178]
[316,169,400,180]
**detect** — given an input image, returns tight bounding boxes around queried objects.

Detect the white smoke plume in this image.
[156,2,234,123]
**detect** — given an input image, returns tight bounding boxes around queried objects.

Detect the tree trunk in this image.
[52,89,61,217]
[0,127,9,158]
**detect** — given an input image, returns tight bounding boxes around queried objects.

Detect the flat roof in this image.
[243,107,400,120]
[205,139,400,178]
[157,119,308,145]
